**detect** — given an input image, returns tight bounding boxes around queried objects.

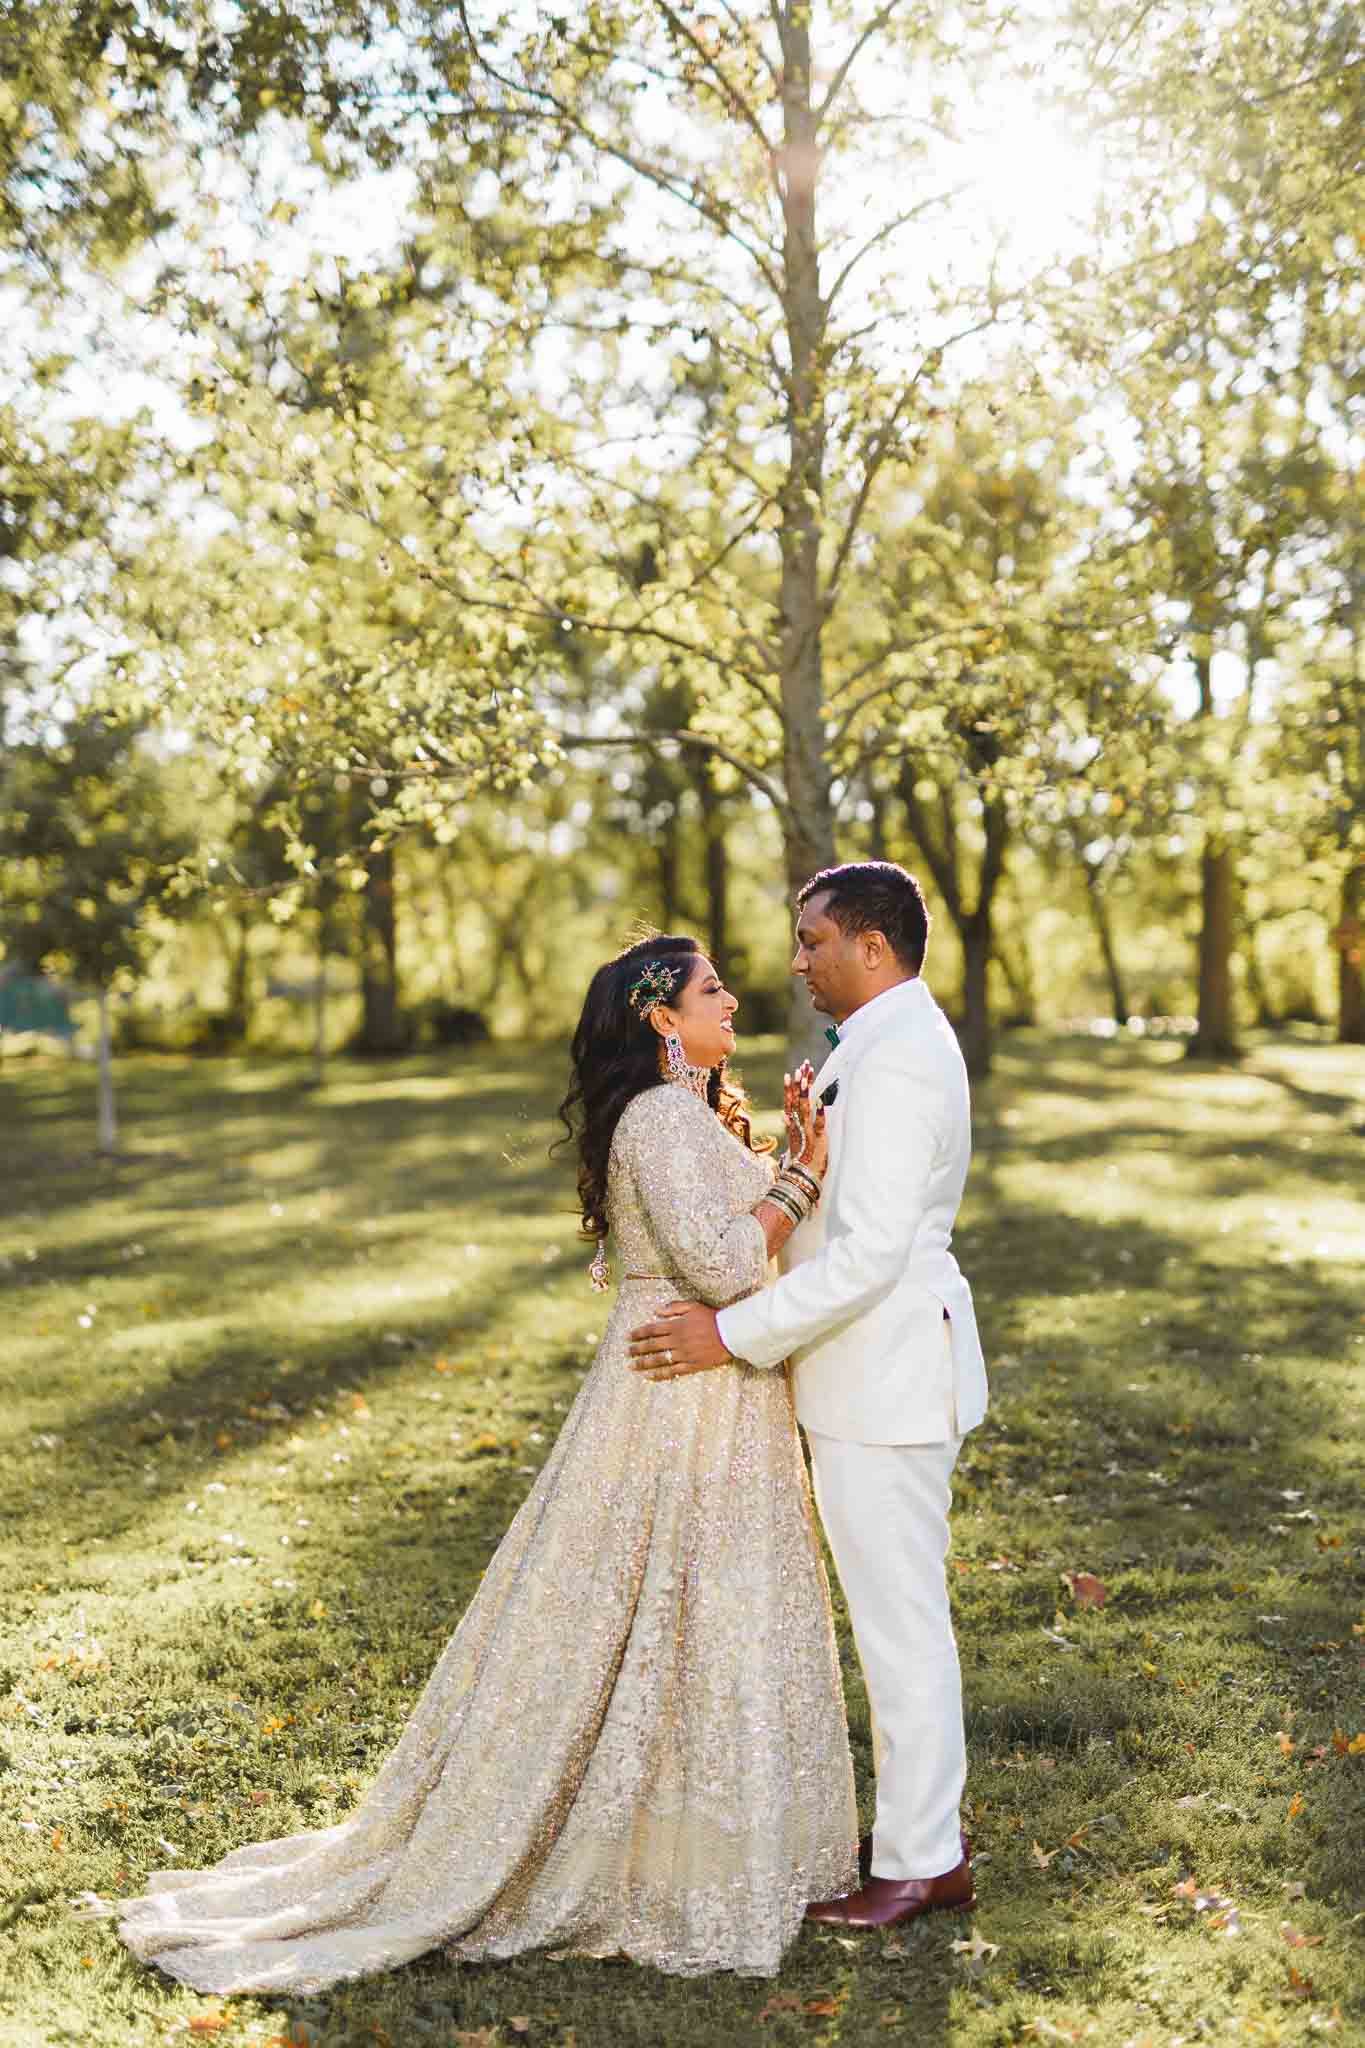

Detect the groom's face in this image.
[792,893,861,1021]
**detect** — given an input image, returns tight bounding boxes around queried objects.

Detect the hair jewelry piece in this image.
[627,958,682,1020]
[588,1236,611,1292]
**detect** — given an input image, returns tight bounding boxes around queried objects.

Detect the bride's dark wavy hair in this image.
[555,933,770,1243]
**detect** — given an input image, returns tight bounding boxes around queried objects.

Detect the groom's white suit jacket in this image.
[717,976,988,1445]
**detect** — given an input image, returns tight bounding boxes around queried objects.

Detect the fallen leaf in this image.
[189,2020,231,2038]
[1281,1923,1325,1948]
[1277,1731,1296,1756]
[508,2022,532,2037]
[756,1993,805,2022]
[1063,1571,1108,1609]
[951,1931,1000,1966]
[1287,1793,1305,1820]
[1031,1839,1057,1869]
[1285,1965,1316,2000]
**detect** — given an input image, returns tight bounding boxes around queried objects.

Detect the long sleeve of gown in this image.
[613,1086,770,1309]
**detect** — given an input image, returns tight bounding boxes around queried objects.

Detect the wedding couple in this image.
[103,859,988,1992]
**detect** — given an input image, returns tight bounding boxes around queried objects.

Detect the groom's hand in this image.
[628,1302,732,1380]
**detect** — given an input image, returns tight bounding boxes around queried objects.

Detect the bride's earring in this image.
[663,1030,687,1081]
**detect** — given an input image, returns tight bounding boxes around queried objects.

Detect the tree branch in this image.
[654,0,781,183]
[454,2,786,298]
[899,760,962,918]
[815,2,908,133]
[556,728,787,813]
[821,313,997,614]
[823,182,975,308]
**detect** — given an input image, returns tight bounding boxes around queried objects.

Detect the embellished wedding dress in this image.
[109,1080,858,1991]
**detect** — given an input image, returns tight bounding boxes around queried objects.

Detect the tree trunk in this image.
[897,764,1008,1078]
[777,4,837,1066]
[1187,649,1239,1060]
[699,768,730,979]
[1082,860,1129,1026]
[657,804,683,933]
[227,915,252,1040]
[312,969,327,1086]
[1189,838,1239,1058]
[866,785,890,861]
[960,914,992,1079]
[995,930,1036,1026]
[355,842,406,1053]
[1338,862,1365,1044]
[1243,927,1277,1028]
[95,988,117,1153]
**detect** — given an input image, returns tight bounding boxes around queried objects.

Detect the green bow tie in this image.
[824,1026,840,1047]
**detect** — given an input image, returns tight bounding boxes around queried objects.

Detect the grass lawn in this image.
[1,1030,1362,2048]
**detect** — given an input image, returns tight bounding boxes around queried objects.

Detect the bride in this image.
[100,934,857,1992]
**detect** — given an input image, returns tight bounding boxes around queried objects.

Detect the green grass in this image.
[1,1031,1362,2048]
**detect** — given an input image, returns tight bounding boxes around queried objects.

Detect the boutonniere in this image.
[819,1080,839,1107]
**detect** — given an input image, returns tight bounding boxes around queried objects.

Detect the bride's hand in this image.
[782,1061,828,1180]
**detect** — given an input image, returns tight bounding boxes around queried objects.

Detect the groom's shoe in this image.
[808,1849,975,1929]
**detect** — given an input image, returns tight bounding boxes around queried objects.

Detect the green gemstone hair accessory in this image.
[627,958,682,1020]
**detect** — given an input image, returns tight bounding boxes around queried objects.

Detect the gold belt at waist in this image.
[623,1271,672,1282]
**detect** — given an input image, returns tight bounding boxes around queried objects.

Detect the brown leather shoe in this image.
[807,1852,975,1929]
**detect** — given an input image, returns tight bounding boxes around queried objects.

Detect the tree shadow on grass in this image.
[951,1189,1362,1947]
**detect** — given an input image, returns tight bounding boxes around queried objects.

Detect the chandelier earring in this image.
[658,1023,711,1101]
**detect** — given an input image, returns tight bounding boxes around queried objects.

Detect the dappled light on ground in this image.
[1,1036,1361,2046]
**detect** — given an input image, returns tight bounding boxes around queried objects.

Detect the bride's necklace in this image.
[669,1061,713,1102]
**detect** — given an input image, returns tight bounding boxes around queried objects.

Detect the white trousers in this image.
[807,1427,966,1881]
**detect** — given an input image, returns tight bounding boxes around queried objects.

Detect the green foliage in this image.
[0,713,193,990]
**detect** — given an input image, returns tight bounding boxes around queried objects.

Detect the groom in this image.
[628,860,988,1929]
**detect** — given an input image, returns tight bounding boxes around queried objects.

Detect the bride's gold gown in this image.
[111,1082,858,1991]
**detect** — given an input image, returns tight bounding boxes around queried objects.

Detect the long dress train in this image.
[105,1080,858,1991]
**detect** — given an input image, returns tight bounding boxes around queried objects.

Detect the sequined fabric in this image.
[109,1082,858,1992]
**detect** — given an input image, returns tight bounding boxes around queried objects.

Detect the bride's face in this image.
[657,956,739,1070]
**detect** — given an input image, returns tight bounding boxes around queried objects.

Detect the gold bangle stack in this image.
[764,1162,821,1227]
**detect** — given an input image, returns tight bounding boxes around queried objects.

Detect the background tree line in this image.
[1,0,1361,1136]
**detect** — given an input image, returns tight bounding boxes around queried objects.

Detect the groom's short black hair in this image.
[797,860,930,972]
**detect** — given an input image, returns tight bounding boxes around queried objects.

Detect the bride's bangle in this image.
[763,1182,806,1226]
[783,1161,822,1203]
[768,1167,819,1223]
